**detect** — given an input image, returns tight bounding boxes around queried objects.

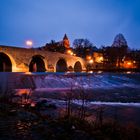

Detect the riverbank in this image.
[0,98,140,140]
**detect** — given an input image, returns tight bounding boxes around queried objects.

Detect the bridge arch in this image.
[74,61,82,72]
[56,58,67,72]
[0,52,16,72]
[29,55,46,72]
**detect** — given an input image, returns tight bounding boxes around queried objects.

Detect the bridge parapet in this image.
[0,45,86,72]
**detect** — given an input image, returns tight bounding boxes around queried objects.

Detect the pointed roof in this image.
[63,34,68,40]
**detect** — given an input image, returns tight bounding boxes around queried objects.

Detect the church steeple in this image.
[63,34,68,40]
[63,34,70,49]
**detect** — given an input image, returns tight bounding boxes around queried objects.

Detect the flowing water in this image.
[0,72,140,97]
[0,72,140,129]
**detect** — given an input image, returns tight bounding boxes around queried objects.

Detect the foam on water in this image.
[73,100,140,107]
[0,72,140,93]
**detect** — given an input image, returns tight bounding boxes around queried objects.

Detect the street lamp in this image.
[89,59,93,64]
[25,40,33,48]
[67,50,74,55]
[86,55,92,60]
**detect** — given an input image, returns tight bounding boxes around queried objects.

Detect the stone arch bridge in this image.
[0,45,86,72]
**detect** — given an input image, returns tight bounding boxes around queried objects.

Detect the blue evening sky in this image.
[0,0,140,49]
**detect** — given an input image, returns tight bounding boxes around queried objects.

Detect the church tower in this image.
[63,34,70,49]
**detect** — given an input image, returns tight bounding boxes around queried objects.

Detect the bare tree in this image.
[73,39,96,58]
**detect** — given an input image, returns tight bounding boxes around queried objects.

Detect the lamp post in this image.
[25,40,33,48]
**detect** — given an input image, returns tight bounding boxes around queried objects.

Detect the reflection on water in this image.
[126,71,132,74]
[87,71,93,74]
[97,71,103,74]
[25,72,32,75]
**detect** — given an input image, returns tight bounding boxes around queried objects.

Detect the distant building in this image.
[86,52,104,70]
[93,52,103,63]
[39,34,73,54]
[63,34,70,49]
[120,55,137,69]
[92,52,104,69]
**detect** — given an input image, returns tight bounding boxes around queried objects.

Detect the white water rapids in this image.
[0,72,140,93]
[0,72,140,108]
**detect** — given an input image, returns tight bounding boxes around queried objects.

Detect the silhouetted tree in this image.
[111,33,128,68]
[73,39,97,58]
[102,45,128,68]
[40,40,66,53]
[128,49,140,69]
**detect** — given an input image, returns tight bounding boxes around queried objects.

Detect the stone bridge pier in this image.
[0,45,86,72]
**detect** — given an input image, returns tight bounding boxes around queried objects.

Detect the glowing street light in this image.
[67,50,71,54]
[86,55,92,60]
[97,56,103,63]
[89,59,93,64]
[127,62,132,65]
[70,52,74,55]
[25,40,33,48]
[67,50,74,55]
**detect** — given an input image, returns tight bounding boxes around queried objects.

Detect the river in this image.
[0,72,140,126]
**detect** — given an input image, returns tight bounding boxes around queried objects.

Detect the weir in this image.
[0,72,140,95]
